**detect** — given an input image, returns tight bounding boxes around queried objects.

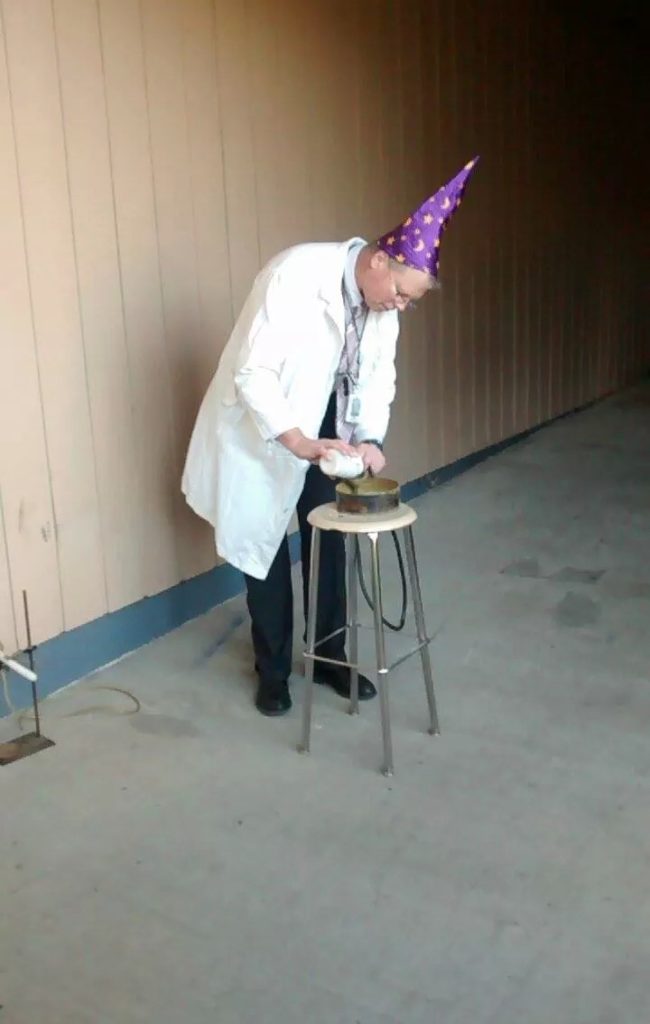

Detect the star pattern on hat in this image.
[376,157,479,279]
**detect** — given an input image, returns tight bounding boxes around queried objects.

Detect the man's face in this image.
[358,249,432,313]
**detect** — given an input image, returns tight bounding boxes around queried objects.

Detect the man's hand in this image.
[277,428,357,464]
[356,442,386,476]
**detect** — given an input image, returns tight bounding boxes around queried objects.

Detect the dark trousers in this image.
[244,395,346,683]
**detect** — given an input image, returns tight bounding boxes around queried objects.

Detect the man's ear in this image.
[369,247,389,272]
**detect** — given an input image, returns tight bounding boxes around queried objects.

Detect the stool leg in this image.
[346,534,359,715]
[369,532,393,776]
[299,527,321,754]
[404,525,440,736]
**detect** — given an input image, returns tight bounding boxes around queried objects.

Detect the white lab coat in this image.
[181,238,399,579]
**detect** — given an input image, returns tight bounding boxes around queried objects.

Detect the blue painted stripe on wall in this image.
[0,396,602,717]
[0,530,302,716]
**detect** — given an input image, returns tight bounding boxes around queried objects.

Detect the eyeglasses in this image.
[387,268,419,311]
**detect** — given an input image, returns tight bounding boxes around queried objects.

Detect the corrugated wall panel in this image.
[0,0,647,651]
[247,0,284,267]
[214,0,260,316]
[141,0,211,583]
[425,0,447,471]
[274,0,314,247]
[470,7,485,442]
[0,498,18,656]
[180,0,235,579]
[0,13,63,650]
[54,0,145,610]
[383,0,411,481]
[98,0,181,599]
[3,0,107,634]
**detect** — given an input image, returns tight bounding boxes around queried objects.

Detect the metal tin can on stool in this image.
[335,477,401,515]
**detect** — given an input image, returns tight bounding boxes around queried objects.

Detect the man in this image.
[182,158,478,716]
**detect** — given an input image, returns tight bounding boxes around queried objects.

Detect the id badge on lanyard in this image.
[346,390,362,423]
[342,375,362,423]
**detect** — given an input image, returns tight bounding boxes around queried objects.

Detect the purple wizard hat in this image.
[377,157,479,279]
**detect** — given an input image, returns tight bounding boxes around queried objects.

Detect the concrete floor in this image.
[3,383,650,1024]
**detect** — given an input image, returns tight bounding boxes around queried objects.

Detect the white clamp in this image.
[0,650,38,683]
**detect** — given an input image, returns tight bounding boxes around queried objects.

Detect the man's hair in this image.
[389,259,440,291]
[368,241,440,291]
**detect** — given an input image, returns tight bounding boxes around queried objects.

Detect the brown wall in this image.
[0,0,647,651]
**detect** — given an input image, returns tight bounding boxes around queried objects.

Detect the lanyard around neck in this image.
[340,283,369,389]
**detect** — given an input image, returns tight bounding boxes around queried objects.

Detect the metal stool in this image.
[298,501,439,776]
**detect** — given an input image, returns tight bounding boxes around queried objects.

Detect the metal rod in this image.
[313,625,347,650]
[405,527,440,736]
[303,653,359,669]
[346,534,359,715]
[299,528,321,754]
[388,639,430,674]
[369,533,393,776]
[23,590,40,738]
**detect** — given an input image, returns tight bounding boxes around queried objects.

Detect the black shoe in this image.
[255,678,292,717]
[313,663,377,701]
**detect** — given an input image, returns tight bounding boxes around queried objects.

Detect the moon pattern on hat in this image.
[376,157,479,278]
